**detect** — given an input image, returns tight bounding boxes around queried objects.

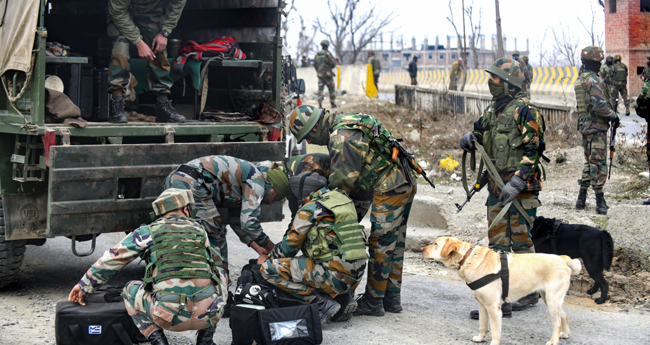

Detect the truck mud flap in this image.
[47,142,285,238]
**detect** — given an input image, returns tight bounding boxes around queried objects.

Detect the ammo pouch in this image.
[484,101,525,172]
[55,286,147,345]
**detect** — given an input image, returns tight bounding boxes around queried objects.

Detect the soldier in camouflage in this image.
[449,58,463,90]
[522,55,533,94]
[368,50,381,90]
[574,46,619,215]
[163,155,286,273]
[460,57,546,317]
[611,55,631,116]
[314,40,337,108]
[68,188,228,345]
[600,55,615,95]
[258,172,368,323]
[633,75,650,206]
[512,51,532,95]
[287,105,418,317]
[106,0,186,124]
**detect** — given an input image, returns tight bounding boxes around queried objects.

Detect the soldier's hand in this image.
[68,284,86,306]
[263,240,275,253]
[136,40,156,62]
[250,241,268,256]
[499,175,527,205]
[152,33,168,54]
[460,133,478,152]
[256,254,268,265]
[612,116,621,129]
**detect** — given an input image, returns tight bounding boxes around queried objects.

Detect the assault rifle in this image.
[388,139,435,189]
[455,169,489,213]
[608,101,620,180]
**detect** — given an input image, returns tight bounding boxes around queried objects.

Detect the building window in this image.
[417,54,422,60]
[451,53,456,59]
[382,53,389,61]
[637,66,645,75]
[391,59,401,67]
[404,53,411,60]
[439,53,444,60]
[610,0,616,13]
[642,0,650,12]
[428,53,433,60]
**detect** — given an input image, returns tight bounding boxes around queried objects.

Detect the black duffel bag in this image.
[56,286,148,345]
[230,261,322,345]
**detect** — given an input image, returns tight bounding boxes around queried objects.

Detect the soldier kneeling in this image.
[257,172,368,324]
[68,188,228,345]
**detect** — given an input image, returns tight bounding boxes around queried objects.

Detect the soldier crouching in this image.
[68,188,228,345]
[257,172,368,324]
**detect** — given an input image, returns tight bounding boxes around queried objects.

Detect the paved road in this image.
[0,204,649,344]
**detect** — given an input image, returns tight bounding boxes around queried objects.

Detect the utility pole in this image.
[461,0,468,91]
[495,0,504,58]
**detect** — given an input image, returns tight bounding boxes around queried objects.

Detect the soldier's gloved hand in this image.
[612,116,621,129]
[460,133,478,152]
[499,175,527,205]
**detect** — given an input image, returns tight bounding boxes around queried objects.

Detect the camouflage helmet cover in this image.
[522,55,529,62]
[266,168,292,200]
[614,54,622,61]
[152,188,194,216]
[580,46,604,62]
[289,105,324,143]
[512,50,520,56]
[485,58,525,88]
[321,40,329,47]
[606,55,613,61]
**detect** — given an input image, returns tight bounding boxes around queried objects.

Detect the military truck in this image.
[0,0,304,287]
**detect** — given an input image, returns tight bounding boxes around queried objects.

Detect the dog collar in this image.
[458,244,476,269]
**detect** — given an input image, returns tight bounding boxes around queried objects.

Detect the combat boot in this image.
[109,95,128,123]
[595,192,609,215]
[312,292,341,324]
[575,188,588,210]
[221,291,234,318]
[353,293,384,317]
[511,292,539,311]
[147,330,169,345]
[382,291,403,313]
[155,94,186,123]
[196,330,215,345]
[318,98,323,108]
[470,303,512,320]
[330,101,338,108]
[330,292,358,322]
[644,198,650,205]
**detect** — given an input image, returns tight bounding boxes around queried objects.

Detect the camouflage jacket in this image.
[643,66,650,81]
[108,0,187,45]
[369,56,381,74]
[327,113,407,199]
[450,61,462,78]
[268,189,367,270]
[636,81,650,120]
[184,155,269,246]
[314,49,336,78]
[472,93,545,194]
[580,70,617,133]
[613,62,628,82]
[599,64,614,85]
[78,214,227,296]
[275,153,332,178]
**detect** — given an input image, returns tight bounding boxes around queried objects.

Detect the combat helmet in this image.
[289,104,324,143]
[522,55,529,62]
[614,54,622,61]
[321,40,330,47]
[512,50,520,58]
[580,46,604,62]
[606,55,613,62]
[152,188,194,216]
[485,57,525,89]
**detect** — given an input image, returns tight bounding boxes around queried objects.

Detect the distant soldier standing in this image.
[642,56,650,82]
[449,57,463,90]
[633,74,650,206]
[611,55,631,115]
[574,46,619,215]
[522,55,533,94]
[409,56,418,85]
[314,40,337,108]
[600,56,615,93]
[512,51,531,95]
[368,50,381,90]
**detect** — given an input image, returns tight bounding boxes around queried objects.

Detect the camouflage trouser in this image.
[373,73,380,90]
[486,192,539,253]
[317,77,336,103]
[107,3,173,96]
[354,183,417,298]
[579,130,609,193]
[122,281,226,337]
[611,81,630,112]
[260,256,366,303]
[410,77,418,86]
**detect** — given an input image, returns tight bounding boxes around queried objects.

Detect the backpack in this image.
[172,36,246,75]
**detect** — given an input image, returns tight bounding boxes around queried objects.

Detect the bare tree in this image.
[494,0,504,58]
[597,0,605,8]
[465,0,482,69]
[533,29,549,66]
[446,0,466,61]
[577,2,605,47]
[551,23,581,66]
[296,14,318,60]
[281,0,296,53]
[347,2,395,64]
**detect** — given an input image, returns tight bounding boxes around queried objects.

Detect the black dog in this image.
[531,216,614,304]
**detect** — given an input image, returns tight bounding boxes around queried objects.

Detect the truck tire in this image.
[0,196,26,289]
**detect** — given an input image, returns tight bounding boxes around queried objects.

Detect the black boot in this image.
[318,99,323,108]
[353,293,384,317]
[221,291,234,318]
[575,188,587,210]
[383,291,403,313]
[148,330,169,345]
[155,94,186,123]
[595,192,609,215]
[330,101,338,108]
[330,292,358,322]
[643,198,650,205]
[109,95,128,123]
[511,293,539,311]
[196,330,215,345]
[312,292,341,324]
[470,303,512,320]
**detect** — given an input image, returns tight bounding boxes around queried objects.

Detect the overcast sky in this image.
[285,0,606,66]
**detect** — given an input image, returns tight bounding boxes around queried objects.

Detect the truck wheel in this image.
[0,196,26,289]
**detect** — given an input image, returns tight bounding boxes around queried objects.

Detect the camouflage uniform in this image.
[449,60,463,90]
[78,215,227,337]
[599,62,615,93]
[164,156,271,269]
[314,48,337,105]
[107,0,186,96]
[635,81,650,172]
[522,56,533,94]
[611,59,630,114]
[369,55,381,89]
[260,189,367,303]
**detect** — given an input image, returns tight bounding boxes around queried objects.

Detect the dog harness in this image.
[465,251,510,301]
[532,218,562,254]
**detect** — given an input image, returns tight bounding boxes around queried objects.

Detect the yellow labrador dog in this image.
[422,237,581,345]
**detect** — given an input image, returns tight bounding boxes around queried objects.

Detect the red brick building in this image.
[605,0,650,96]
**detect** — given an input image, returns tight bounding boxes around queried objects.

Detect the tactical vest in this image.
[331,114,397,191]
[614,63,627,81]
[482,99,526,172]
[304,190,368,263]
[142,216,221,289]
[574,71,611,131]
[314,50,328,72]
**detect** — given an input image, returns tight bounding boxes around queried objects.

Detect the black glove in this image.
[460,133,478,152]
[612,116,621,129]
[499,175,527,205]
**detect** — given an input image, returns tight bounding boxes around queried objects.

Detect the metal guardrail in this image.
[394,84,573,126]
